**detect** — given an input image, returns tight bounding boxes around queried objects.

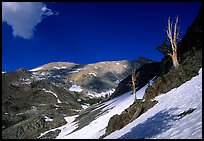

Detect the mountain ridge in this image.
[29,56,155,72]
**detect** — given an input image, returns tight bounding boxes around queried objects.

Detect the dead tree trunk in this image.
[167,16,180,68]
[132,69,139,102]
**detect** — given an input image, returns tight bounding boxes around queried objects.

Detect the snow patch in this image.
[44,115,53,122]
[69,85,83,93]
[30,67,43,72]
[82,104,90,109]
[53,66,61,70]
[77,99,81,102]
[69,70,79,74]
[87,89,115,99]
[53,75,61,78]
[21,78,32,85]
[77,68,84,71]
[115,80,121,84]
[41,72,46,76]
[42,89,62,103]
[88,72,97,77]
[61,66,67,69]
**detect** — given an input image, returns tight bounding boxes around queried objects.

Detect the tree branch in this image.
[174,16,179,41]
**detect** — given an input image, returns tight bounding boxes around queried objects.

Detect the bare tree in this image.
[156,16,180,68]
[166,16,180,68]
[132,69,139,102]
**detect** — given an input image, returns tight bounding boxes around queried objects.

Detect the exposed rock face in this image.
[179,5,202,62]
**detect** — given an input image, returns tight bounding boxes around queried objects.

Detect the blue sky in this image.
[2,2,202,72]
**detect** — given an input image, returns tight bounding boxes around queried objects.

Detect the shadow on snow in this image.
[119,108,179,139]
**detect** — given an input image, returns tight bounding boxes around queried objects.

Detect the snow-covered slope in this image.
[39,82,149,139]
[105,68,202,139]
[39,68,202,139]
[38,91,134,139]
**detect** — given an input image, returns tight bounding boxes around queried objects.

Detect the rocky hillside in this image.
[2,57,153,139]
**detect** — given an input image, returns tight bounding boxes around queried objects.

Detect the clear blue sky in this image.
[2,2,202,72]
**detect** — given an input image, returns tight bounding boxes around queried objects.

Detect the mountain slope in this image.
[105,68,202,139]
[2,57,153,139]
[37,79,148,139]
[28,57,153,101]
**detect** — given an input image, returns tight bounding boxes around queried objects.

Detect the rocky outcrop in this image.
[179,5,202,63]
[158,5,202,76]
[100,99,158,138]
[2,115,66,139]
[145,6,202,100]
